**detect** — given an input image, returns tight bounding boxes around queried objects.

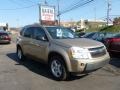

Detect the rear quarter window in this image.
[20,29,25,36]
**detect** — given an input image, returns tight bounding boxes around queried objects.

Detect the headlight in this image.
[70,47,91,59]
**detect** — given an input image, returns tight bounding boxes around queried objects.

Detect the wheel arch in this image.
[48,51,72,72]
[17,44,21,49]
[16,44,24,55]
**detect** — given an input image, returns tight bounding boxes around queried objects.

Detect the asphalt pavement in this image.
[0,43,120,90]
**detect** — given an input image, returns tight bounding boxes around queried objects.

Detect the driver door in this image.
[30,27,49,62]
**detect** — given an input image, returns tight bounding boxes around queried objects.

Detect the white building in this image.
[0,23,9,31]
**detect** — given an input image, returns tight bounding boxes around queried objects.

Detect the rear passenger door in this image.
[31,27,49,62]
[22,27,34,55]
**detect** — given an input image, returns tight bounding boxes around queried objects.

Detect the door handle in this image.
[30,42,35,45]
[35,44,41,47]
[30,42,43,47]
[34,43,42,47]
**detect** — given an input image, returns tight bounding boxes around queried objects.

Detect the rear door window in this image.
[23,27,33,38]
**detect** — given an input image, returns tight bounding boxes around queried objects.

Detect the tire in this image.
[49,56,68,81]
[17,47,25,61]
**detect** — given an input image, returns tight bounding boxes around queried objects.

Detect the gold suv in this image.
[16,24,110,80]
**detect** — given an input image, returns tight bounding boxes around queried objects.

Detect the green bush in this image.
[100,25,120,32]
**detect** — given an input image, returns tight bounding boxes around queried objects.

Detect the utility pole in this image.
[16,19,19,28]
[94,6,96,22]
[44,0,47,4]
[39,4,41,25]
[107,0,111,26]
[57,0,60,26]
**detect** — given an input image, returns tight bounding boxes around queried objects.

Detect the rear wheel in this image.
[49,56,68,81]
[17,47,25,61]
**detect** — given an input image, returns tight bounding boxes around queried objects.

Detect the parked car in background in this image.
[77,32,86,37]
[16,24,110,81]
[0,30,11,44]
[105,33,120,54]
[82,32,96,38]
[84,32,116,44]
[91,32,115,43]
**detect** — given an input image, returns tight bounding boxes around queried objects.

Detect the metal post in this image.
[107,0,110,26]
[39,4,41,25]
[57,0,60,26]
[94,7,96,22]
[44,0,47,4]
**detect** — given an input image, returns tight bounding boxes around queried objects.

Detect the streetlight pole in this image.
[39,4,41,25]
[94,6,96,22]
[57,0,60,26]
[16,19,19,28]
[44,0,47,4]
[107,0,111,26]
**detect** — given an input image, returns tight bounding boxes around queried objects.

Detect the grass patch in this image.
[100,25,120,33]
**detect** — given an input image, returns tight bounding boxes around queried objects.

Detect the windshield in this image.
[45,26,78,39]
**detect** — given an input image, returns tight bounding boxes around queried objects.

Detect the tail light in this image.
[106,38,120,46]
[111,38,120,42]
[3,35,11,41]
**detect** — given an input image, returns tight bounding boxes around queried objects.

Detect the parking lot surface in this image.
[0,43,120,90]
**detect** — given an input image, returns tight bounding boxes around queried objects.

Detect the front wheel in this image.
[17,47,25,61]
[49,56,68,81]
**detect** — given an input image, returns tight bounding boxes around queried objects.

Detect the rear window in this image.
[113,34,120,38]
[0,32,8,36]
[104,33,116,38]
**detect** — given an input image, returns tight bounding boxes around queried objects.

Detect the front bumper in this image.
[84,58,109,73]
[70,53,110,73]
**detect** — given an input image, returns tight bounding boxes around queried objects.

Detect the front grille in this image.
[89,46,106,58]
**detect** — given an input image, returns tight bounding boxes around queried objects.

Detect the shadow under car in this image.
[7,53,88,81]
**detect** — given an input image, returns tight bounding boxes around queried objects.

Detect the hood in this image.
[53,38,104,48]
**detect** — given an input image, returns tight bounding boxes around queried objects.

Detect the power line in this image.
[63,0,94,14]
[59,0,94,15]
[60,0,87,13]
[110,15,120,17]
[100,15,120,19]
[0,0,38,11]
[56,0,94,26]
[24,0,38,4]
[97,15,120,22]
[8,0,24,6]
[0,4,37,10]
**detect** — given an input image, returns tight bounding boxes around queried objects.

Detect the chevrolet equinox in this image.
[16,24,110,80]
